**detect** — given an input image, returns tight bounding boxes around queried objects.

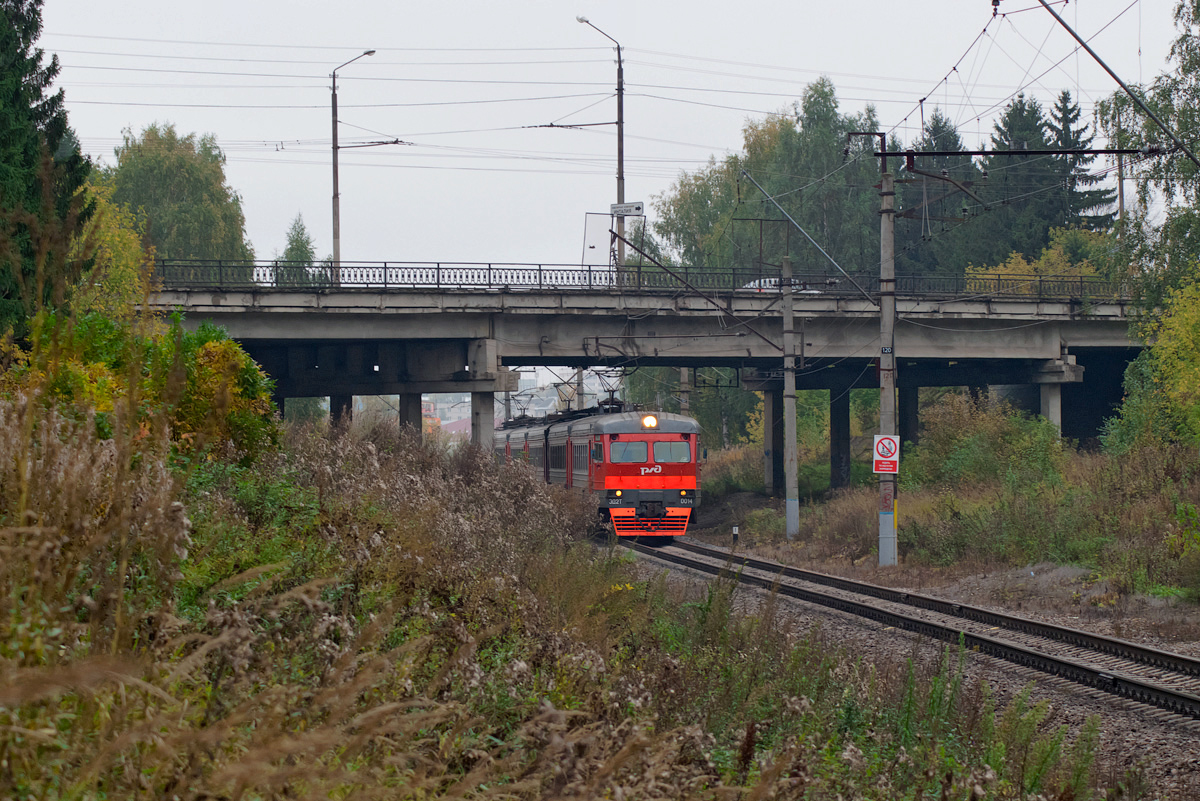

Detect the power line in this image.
[46,31,607,52]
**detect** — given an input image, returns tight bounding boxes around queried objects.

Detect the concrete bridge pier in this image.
[829,384,852,491]
[753,376,854,495]
[471,392,495,449]
[398,393,423,441]
[762,386,786,496]
[994,357,1081,433]
[898,385,919,447]
[1040,384,1063,431]
[331,394,353,425]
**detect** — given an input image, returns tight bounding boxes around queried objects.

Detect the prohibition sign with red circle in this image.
[873,435,900,474]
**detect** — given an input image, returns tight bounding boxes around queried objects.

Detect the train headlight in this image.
[680,490,687,496]
[615,490,622,497]
[641,414,658,429]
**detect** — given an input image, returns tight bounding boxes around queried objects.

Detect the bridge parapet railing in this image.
[153,260,1130,301]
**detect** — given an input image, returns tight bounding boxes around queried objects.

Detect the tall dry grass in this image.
[0,397,1143,799]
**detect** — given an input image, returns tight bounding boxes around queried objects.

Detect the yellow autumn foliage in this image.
[966,227,1104,282]
[1148,279,1200,438]
[70,181,159,326]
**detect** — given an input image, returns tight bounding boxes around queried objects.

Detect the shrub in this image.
[2,313,278,463]
[902,392,1065,490]
[703,443,764,497]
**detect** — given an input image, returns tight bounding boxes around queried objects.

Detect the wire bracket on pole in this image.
[1035,0,1200,170]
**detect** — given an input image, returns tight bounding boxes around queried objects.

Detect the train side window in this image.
[652,441,691,463]
[591,442,603,462]
[610,441,647,463]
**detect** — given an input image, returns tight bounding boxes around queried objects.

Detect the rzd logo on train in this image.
[639,465,663,475]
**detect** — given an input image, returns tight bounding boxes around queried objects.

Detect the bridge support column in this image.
[762,386,786,497]
[898,385,919,447]
[830,387,851,491]
[1040,384,1062,432]
[331,394,353,425]
[471,392,495,450]
[398,392,423,442]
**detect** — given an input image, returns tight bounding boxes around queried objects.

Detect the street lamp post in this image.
[576,17,625,269]
[331,49,375,272]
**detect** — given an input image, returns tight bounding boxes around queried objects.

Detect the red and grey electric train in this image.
[494,405,701,539]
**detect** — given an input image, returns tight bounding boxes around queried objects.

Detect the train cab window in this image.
[591,442,603,462]
[653,441,692,463]
[610,441,647,463]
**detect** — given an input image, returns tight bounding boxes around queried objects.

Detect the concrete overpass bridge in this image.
[152,259,1138,490]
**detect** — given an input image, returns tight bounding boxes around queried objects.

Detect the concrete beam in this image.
[272,378,514,397]
[159,288,1136,366]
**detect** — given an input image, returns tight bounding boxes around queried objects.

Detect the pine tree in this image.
[277,213,323,286]
[0,0,92,333]
[965,95,1057,267]
[895,108,982,275]
[1048,90,1116,230]
[281,213,316,265]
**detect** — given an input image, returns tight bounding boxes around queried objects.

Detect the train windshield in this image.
[653,442,691,463]
[610,441,648,463]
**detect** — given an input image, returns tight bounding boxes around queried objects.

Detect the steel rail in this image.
[627,540,1200,719]
[675,539,1200,676]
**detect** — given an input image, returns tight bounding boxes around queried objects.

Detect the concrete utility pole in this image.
[331,49,375,272]
[879,172,898,566]
[782,257,799,540]
[577,17,625,267]
[679,367,690,414]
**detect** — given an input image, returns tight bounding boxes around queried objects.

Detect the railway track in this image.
[625,537,1200,720]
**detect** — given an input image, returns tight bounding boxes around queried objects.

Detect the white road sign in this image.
[610,202,644,217]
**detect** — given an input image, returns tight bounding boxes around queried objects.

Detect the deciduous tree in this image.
[70,180,155,322]
[105,124,254,262]
[653,78,881,281]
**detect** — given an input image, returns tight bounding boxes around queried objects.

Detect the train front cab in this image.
[593,413,699,538]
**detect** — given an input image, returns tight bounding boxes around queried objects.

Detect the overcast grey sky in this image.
[42,0,1176,267]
